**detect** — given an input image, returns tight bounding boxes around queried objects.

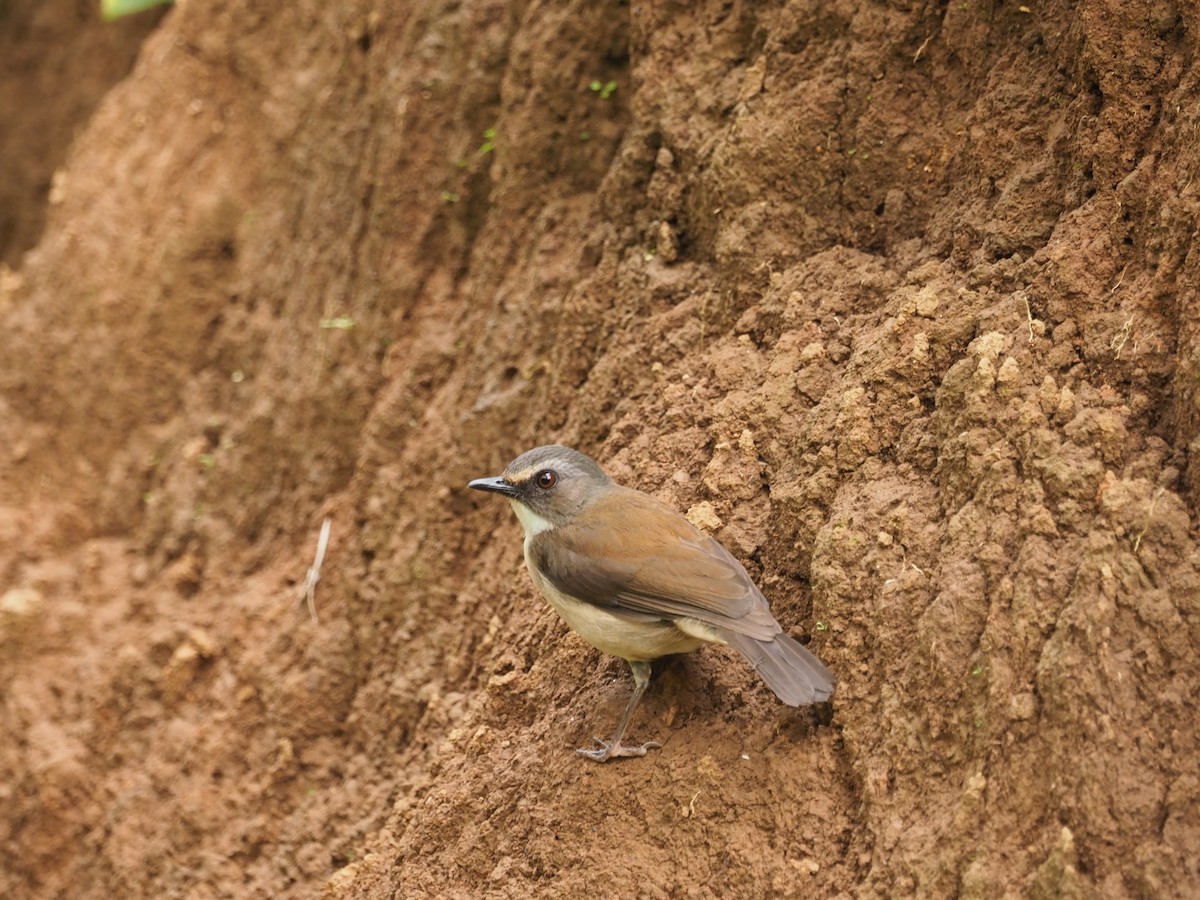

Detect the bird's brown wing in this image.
[528,487,781,640]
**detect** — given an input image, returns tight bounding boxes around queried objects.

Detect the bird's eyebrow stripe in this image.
[505,466,540,483]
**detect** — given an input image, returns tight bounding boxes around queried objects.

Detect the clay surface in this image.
[2,1,1198,897]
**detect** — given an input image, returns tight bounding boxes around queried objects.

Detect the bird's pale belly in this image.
[523,548,711,662]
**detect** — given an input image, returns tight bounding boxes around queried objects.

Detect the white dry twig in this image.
[300,517,332,623]
[1021,292,1036,343]
[1110,316,1134,360]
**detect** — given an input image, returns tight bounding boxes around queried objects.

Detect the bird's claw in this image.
[576,737,663,762]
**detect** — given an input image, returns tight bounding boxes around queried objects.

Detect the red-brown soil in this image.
[0,0,164,265]
[2,0,1198,897]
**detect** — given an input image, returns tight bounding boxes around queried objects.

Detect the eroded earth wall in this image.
[1,1,1198,896]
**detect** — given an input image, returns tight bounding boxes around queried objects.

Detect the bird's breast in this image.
[522,536,709,662]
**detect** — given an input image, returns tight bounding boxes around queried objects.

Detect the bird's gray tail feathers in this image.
[723,630,836,706]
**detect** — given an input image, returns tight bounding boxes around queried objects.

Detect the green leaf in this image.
[588,80,618,100]
[101,0,173,21]
[477,126,497,155]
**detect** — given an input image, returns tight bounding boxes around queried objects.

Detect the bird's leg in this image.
[577,659,662,762]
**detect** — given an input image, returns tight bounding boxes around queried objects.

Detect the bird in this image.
[468,444,836,762]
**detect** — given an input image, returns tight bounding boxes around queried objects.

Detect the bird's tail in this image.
[722,630,836,706]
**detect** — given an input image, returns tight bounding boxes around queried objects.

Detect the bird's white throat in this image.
[509,499,555,538]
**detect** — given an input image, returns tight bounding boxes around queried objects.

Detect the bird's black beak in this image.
[468,476,520,498]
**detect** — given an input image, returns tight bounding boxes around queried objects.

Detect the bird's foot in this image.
[576,737,662,762]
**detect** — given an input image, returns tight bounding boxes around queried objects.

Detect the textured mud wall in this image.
[1,0,1198,897]
[0,0,164,265]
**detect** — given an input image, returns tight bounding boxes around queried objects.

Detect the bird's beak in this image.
[468,475,520,498]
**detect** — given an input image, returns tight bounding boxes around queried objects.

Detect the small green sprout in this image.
[478,127,497,155]
[101,0,172,20]
[589,80,618,100]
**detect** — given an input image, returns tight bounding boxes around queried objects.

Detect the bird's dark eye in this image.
[536,470,557,490]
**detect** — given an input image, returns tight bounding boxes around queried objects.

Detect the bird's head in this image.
[468,444,612,536]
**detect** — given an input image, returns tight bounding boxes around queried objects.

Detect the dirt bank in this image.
[1,0,1197,897]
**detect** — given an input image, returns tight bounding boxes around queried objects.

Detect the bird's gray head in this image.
[468,445,613,535]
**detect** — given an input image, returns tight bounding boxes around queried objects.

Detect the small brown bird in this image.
[469,445,835,761]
